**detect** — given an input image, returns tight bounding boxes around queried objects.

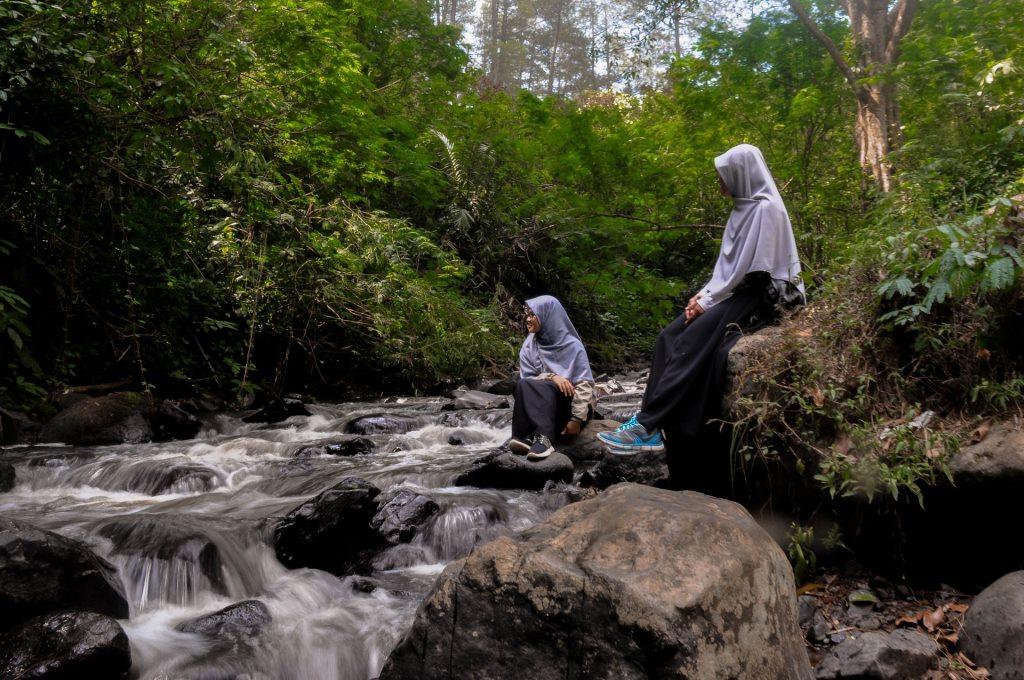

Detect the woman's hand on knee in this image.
[685,295,704,323]
[551,375,575,396]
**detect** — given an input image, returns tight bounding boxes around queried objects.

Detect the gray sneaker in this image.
[526,435,554,460]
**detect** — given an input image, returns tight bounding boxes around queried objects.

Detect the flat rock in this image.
[558,419,619,462]
[961,570,1024,679]
[176,599,271,639]
[39,392,152,445]
[273,477,384,576]
[0,611,131,680]
[0,517,129,633]
[344,414,434,435]
[582,448,671,489]
[454,448,574,490]
[951,423,1024,483]
[371,490,440,544]
[379,484,812,680]
[242,398,310,424]
[815,629,938,679]
[442,389,510,411]
[483,374,518,396]
[295,436,375,457]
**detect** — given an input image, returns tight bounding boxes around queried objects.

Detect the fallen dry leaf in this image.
[796,583,823,595]
[896,611,923,627]
[970,421,991,445]
[811,386,825,407]
[938,632,959,649]
[947,603,969,614]
[976,348,992,361]
[923,606,946,631]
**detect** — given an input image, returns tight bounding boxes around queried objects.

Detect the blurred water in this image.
[0,396,592,680]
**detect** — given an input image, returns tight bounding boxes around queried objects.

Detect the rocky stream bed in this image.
[1,362,1022,679]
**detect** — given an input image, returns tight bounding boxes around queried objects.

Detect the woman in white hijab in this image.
[599,144,804,454]
[510,295,596,460]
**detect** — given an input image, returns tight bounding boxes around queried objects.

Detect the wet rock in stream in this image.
[557,419,619,462]
[0,610,131,680]
[242,397,311,424]
[344,413,434,435]
[380,484,813,680]
[0,460,15,492]
[177,599,272,640]
[581,447,671,489]
[294,436,375,457]
[152,399,203,441]
[371,490,440,544]
[0,517,129,632]
[273,477,385,576]
[454,447,574,490]
[441,388,510,411]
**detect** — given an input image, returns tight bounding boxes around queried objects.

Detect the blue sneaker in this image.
[597,417,664,455]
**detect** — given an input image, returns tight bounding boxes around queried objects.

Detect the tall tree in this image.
[787,0,918,192]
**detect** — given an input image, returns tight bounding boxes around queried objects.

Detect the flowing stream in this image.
[0,394,602,680]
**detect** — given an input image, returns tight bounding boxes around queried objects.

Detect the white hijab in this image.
[699,144,804,309]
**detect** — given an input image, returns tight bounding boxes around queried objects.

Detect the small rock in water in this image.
[176,600,271,639]
[39,391,152,445]
[344,414,430,435]
[814,629,938,679]
[295,436,375,457]
[454,448,573,490]
[441,389,510,411]
[0,461,15,492]
[152,399,202,441]
[0,611,131,680]
[798,594,819,628]
[242,398,310,424]
[370,490,440,544]
[447,433,466,446]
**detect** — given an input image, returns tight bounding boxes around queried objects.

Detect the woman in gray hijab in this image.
[510,295,596,460]
[599,143,804,454]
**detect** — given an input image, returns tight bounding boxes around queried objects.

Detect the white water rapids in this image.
[0,395,613,680]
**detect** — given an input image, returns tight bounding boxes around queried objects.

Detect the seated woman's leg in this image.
[642,313,689,409]
[637,288,767,433]
[512,378,569,441]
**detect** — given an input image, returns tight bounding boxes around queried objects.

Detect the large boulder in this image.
[582,448,672,489]
[722,325,785,415]
[814,629,938,679]
[39,392,152,445]
[558,419,619,463]
[371,490,440,544]
[273,477,384,576]
[0,460,15,492]
[242,397,310,424]
[0,611,131,680]
[0,406,39,445]
[454,448,574,490]
[380,484,812,680]
[951,423,1024,483]
[176,599,271,640]
[0,518,129,633]
[961,570,1024,679]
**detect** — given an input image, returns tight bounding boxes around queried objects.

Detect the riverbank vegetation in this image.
[2,0,1022,442]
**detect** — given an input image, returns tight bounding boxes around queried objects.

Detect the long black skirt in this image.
[511,378,573,441]
[636,285,773,438]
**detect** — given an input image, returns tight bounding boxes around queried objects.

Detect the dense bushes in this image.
[1,0,1021,414]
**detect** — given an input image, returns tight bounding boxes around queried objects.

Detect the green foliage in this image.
[787,523,817,584]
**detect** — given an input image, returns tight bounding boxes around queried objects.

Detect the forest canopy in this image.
[1,0,1022,410]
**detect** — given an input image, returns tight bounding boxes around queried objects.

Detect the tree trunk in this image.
[547,0,565,95]
[787,0,917,193]
[672,4,681,56]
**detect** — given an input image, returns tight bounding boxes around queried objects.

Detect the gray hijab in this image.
[700,144,804,309]
[519,295,593,384]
